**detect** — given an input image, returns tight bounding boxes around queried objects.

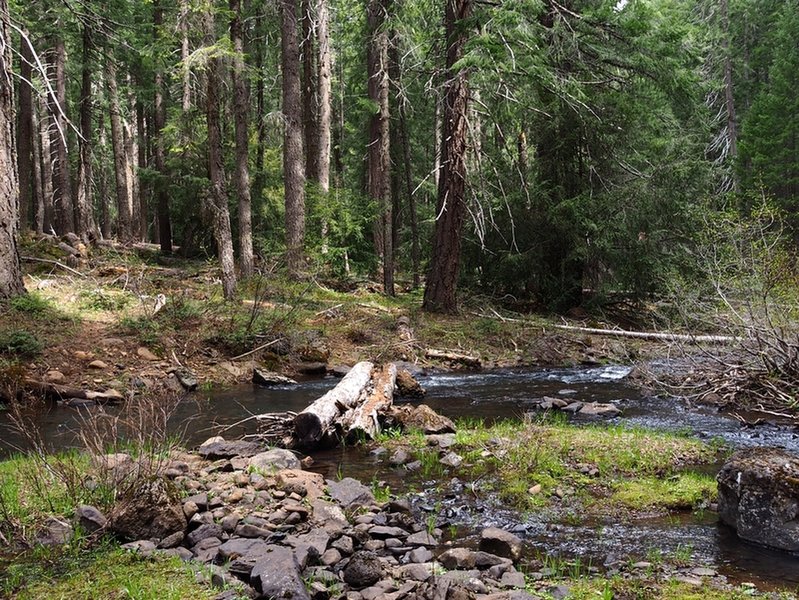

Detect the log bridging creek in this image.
[293,361,374,448]
[342,363,397,443]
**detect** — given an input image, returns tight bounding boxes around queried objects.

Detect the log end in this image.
[293,412,324,448]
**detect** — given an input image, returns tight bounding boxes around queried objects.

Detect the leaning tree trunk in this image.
[17,33,33,231]
[205,11,238,300]
[106,59,132,240]
[366,0,393,296]
[230,0,254,278]
[49,37,75,235]
[282,0,306,275]
[0,0,25,298]
[75,25,96,240]
[422,0,471,313]
[154,2,173,253]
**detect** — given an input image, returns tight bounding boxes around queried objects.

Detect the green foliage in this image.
[613,472,716,510]
[9,293,53,315]
[0,330,43,358]
[78,289,133,312]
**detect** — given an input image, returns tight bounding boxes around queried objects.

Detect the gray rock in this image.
[234,523,272,538]
[37,517,73,545]
[332,534,355,555]
[501,571,527,589]
[192,536,222,563]
[174,369,198,391]
[187,523,224,547]
[249,448,301,472]
[578,402,621,418]
[198,439,265,460]
[389,449,411,466]
[562,401,584,413]
[297,362,328,375]
[158,531,184,549]
[397,562,434,582]
[326,477,375,508]
[121,540,156,555]
[479,527,523,561]
[369,525,408,539]
[250,545,311,600]
[252,368,298,386]
[321,548,343,566]
[717,447,799,551]
[343,551,384,589]
[407,547,433,563]
[218,537,271,562]
[426,434,456,449]
[406,531,437,546]
[75,505,107,534]
[439,452,463,468]
[438,547,475,569]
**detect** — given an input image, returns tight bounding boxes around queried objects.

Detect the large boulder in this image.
[249,449,301,472]
[110,478,186,542]
[198,437,265,460]
[479,527,523,561]
[717,447,799,551]
[386,404,456,434]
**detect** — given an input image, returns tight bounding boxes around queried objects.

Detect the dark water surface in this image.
[3,366,799,588]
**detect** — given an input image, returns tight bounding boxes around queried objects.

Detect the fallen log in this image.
[19,379,125,403]
[424,348,481,369]
[342,363,397,443]
[551,324,739,344]
[293,361,374,448]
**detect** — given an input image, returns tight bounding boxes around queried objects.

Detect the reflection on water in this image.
[2,365,799,588]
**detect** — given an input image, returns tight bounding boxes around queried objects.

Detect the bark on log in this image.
[293,361,374,447]
[424,348,481,368]
[551,324,739,344]
[15,379,125,403]
[342,362,396,443]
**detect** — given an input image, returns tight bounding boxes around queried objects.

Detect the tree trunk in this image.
[154,2,173,254]
[124,79,140,241]
[75,25,95,240]
[422,0,472,313]
[282,0,306,275]
[301,0,319,180]
[98,110,111,240]
[343,362,396,443]
[367,0,393,296]
[136,98,148,241]
[254,12,267,202]
[230,0,254,278]
[49,37,75,235]
[30,99,45,234]
[106,59,132,240]
[0,0,25,298]
[720,0,739,193]
[316,0,332,252]
[37,94,55,233]
[180,0,192,112]
[205,10,238,299]
[17,34,33,231]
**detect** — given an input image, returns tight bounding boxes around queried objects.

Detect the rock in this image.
[88,360,108,370]
[578,402,621,418]
[389,448,411,466]
[407,547,433,563]
[296,362,328,375]
[192,536,222,563]
[387,404,456,434]
[321,548,342,566]
[252,368,298,386]
[395,370,425,398]
[330,364,351,377]
[562,401,584,413]
[439,547,475,570]
[198,438,265,460]
[299,339,331,363]
[249,448,301,472]
[218,538,271,562]
[397,563,434,582]
[43,370,66,384]
[174,369,198,391]
[327,477,375,508]
[250,546,311,600]
[690,566,717,577]
[426,434,456,449]
[110,479,186,542]
[479,527,523,561]
[406,531,437,546]
[332,535,355,555]
[343,551,384,589]
[439,452,463,468]
[501,571,526,589]
[121,540,156,555]
[158,531,184,549]
[136,347,159,361]
[37,517,73,545]
[187,523,225,546]
[717,448,799,551]
[277,470,326,502]
[75,505,107,534]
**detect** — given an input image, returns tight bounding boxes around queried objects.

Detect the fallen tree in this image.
[342,363,397,443]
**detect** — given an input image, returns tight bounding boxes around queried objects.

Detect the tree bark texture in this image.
[230,0,254,278]
[282,0,306,275]
[367,0,393,296]
[422,0,472,313]
[37,95,54,233]
[75,25,95,239]
[301,0,319,180]
[49,37,75,234]
[0,0,25,298]
[720,0,739,192]
[17,34,33,230]
[180,0,192,112]
[316,0,332,194]
[136,98,148,241]
[154,2,173,254]
[106,59,132,240]
[30,100,45,233]
[205,11,238,300]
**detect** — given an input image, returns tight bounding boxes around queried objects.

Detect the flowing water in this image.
[3,365,799,588]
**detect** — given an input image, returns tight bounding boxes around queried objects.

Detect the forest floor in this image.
[0,235,676,399]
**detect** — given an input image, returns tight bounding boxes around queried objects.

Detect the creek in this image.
[2,365,799,588]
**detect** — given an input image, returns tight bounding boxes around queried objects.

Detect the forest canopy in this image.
[1,0,797,312]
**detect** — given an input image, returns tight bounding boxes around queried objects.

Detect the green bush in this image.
[0,331,43,358]
[78,289,133,312]
[10,293,52,315]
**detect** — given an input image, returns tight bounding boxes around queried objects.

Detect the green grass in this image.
[613,472,717,510]
[0,451,113,535]
[556,576,778,600]
[6,546,221,600]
